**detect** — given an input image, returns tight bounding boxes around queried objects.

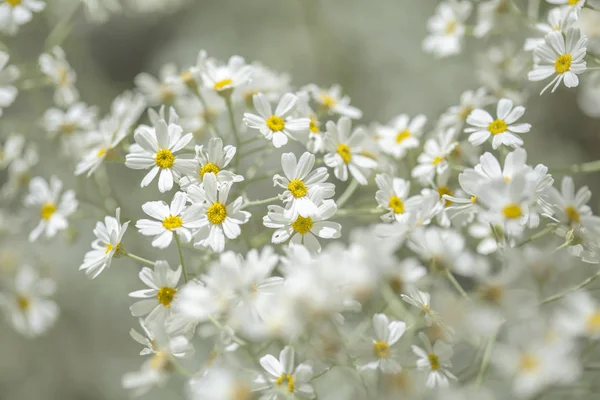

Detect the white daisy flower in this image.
[307,83,363,119]
[384,257,428,293]
[555,291,600,339]
[359,313,407,374]
[438,87,490,130]
[423,0,473,58]
[201,55,253,95]
[253,346,315,399]
[188,173,251,252]
[324,117,377,185]
[0,265,58,337]
[411,128,458,184]
[375,173,421,223]
[39,47,79,107]
[0,133,25,169]
[180,137,242,189]
[0,51,20,117]
[79,208,129,279]
[243,92,310,148]
[129,260,181,325]
[412,333,457,388]
[524,7,579,51]
[24,175,78,242]
[544,176,596,227]
[274,151,335,218]
[263,199,341,253]
[528,28,587,94]
[0,0,45,35]
[401,288,439,326]
[136,191,204,249]
[546,0,585,8]
[43,102,97,138]
[134,63,187,106]
[376,114,426,160]
[175,89,225,135]
[125,118,197,193]
[188,368,253,400]
[239,62,292,104]
[1,141,38,200]
[295,90,324,153]
[465,98,531,149]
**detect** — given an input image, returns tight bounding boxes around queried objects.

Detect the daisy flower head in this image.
[324,117,377,185]
[274,151,335,218]
[179,137,242,189]
[546,0,586,9]
[243,92,310,148]
[465,98,531,149]
[555,291,600,339]
[375,173,420,223]
[253,346,315,399]
[423,0,473,58]
[134,63,187,106]
[295,90,324,153]
[176,89,225,135]
[189,173,250,252]
[438,87,490,130]
[377,114,426,160]
[411,128,458,184]
[263,199,341,253]
[239,61,292,105]
[0,0,45,35]
[39,47,79,107]
[524,7,579,51]
[0,51,20,117]
[307,83,363,119]
[0,264,58,337]
[79,208,129,279]
[136,191,203,249]
[129,260,181,325]
[401,288,439,326]
[125,117,197,193]
[0,133,25,169]
[544,175,600,229]
[528,28,587,94]
[25,175,77,242]
[43,102,97,139]
[201,55,253,97]
[412,332,457,388]
[359,313,407,374]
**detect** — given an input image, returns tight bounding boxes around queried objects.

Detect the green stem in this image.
[475,330,498,386]
[192,86,222,138]
[555,159,600,174]
[225,97,241,168]
[337,179,359,208]
[336,208,382,217]
[45,2,81,50]
[445,269,470,300]
[541,269,600,305]
[174,234,189,283]
[516,225,554,247]
[242,196,280,210]
[208,316,247,346]
[124,252,155,267]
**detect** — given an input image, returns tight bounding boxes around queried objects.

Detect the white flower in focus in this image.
[324,117,377,185]
[401,288,438,326]
[465,98,531,149]
[126,118,197,192]
[0,265,58,337]
[546,0,585,8]
[0,0,45,35]
[528,28,587,94]
[274,151,334,218]
[307,84,362,119]
[188,173,250,252]
[0,51,20,117]
[359,313,407,373]
[135,64,187,106]
[39,47,79,106]
[411,128,458,184]
[201,55,253,95]
[524,7,579,51]
[412,333,457,388]
[423,0,472,58]
[253,346,315,399]
[136,191,203,249]
[25,176,77,242]
[243,92,310,148]
[375,173,420,223]
[263,199,341,253]
[377,114,426,160]
[129,260,181,325]
[180,137,242,189]
[79,208,129,279]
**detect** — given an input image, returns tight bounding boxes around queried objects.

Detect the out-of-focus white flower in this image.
[423,0,472,57]
[0,0,45,35]
[201,55,253,96]
[376,114,426,160]
[556,291,600,339]
[438,88,490,130]
[525,7,579,51]
[307,83,362,119]
[412,128,458,184]
[79,208,129,279]
[135,64,187,106]
[528,28,587,94]
[81,0,121,23]
[412,332,457,388]
[39,47,79,106]
[25,175,77,242]
[0,264,58,337]
[188,367,253,400]
[0,51,20,117]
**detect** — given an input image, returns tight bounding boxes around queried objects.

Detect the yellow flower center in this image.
[58,67,70,87]
[207,202,227,225]
[519,353,540,373]
[432,156,443,165]
[288,179,308,198]
[157,287,177,307]
[104,242,122,255]
[445,21,457,35]
[179,70,194,85]
[373,340,390,359]
[428,353,441,371]
[162,215,183,231]
[200,162,220,178]
[276,373,295,393]
[437,186,452,207]
[7,0,21,6]
[478,284,504,303]
[459,105,474,120]
[586,311,600,333]
[471,196,477,203]
[40,202,56,220]
[155,149,175,169]
[231,384,252,400]
[266,115,286,132]
[159,85,175,103]
[16,295,29,310]
[568,0,578,5]
[150,351,172,371]
[292,215,313,235]
[554,54,572,74]
[309,118,320,133]
[213,78,233,91]
[395,130,411,143]
[97,147,106,157]
[488,119,507,135]
[388,196,405,214]
[502,203,522,219]
[337,143,352,163]
[565,205,580,223]
[321,93,337,108]
[60,123,77,134]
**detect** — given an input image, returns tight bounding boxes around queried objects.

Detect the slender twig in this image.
[174,234,189,283]
[337,179,359,208]
[541,269,600,305]
[225,97,241,169]
[124,252,155,267]
[475,329,498,386]
[445,269,470,300]
[242,196,280,210]
[516,225,555,247]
